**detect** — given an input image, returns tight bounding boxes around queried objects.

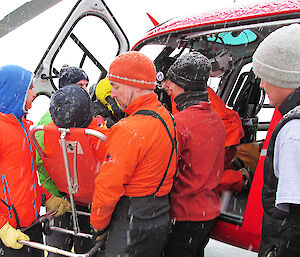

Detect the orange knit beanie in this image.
[108,51,156,89]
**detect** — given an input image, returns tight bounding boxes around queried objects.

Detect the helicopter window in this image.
[138,44,166,60]
[207,30,257,46]
[51,15,119,88]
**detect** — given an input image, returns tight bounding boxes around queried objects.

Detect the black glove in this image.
[230,157,245,171]
[104,116,117,128]
[240,167,254,191]
[91,100,112,118]
[155,87,172,112]
[105,96,125,121]
[92,228,108,244]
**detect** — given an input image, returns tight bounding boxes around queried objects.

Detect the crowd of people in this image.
[0,24,300,257]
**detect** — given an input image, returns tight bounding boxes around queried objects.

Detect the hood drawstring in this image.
[1,175,20,229]
[14,114,38,221]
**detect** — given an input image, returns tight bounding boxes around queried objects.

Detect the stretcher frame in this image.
[23,125,107,257]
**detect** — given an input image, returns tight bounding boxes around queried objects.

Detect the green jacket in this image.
[36,110,61,197]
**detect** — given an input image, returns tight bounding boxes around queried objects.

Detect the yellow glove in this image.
[0,222,30,249]
[45,195,71,217]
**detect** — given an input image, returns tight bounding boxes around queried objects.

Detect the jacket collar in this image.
[124,93,159,115]
[278,87,300,116]
[185,101,211,111]
[0,112,20,125]
[174,91,209,111]
[0,112,32,128]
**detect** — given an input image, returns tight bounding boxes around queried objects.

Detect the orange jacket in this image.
[91,93,176,230]
[207,87,244,147]
[0,113,51,229]
[207,88,246,192]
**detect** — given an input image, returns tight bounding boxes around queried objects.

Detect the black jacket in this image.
[259,88,300,256]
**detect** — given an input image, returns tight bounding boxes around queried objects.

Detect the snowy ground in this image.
[206,239,257,256]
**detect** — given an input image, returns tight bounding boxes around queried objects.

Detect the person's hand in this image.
[45,195,71,217]
[92,228,108,244]
[230,157,245,171]
[161,80,173,96]
[240,167,254,191]
[0,222,30,249]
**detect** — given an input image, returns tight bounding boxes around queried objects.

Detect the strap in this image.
[268,106,300,168]
[1,174,20,228]
[134,109,177,196]
[14,115,38,220]
[0,200,20,229]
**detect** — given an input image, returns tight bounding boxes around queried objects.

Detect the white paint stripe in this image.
[109,74,154,85]
[260,149,267,157]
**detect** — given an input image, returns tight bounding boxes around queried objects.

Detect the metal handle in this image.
[21,210,56,232]
[49,226,92,239]
[29,125,46,158]
[19,240,103,257]
[85,129,106,142]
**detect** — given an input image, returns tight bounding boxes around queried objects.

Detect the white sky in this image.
[0,0,269,71]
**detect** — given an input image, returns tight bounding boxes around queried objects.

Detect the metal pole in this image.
[60,129,80,234]
[19,240,103,257]
[49,226,92,239]
[73,141,79,194]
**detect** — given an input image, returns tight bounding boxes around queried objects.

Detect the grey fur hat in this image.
[253,24,300,89]
[167,52,211,91]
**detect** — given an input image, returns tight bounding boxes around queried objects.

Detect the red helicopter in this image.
[4,0,299,254]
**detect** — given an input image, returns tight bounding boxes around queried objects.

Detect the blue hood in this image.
[0,65,33,118]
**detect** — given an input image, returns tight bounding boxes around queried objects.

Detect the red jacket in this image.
[91,93,177,229]
[0,113,51,229]
[171,88,244,193]
[171,88,244,146]
[170,102,225,221]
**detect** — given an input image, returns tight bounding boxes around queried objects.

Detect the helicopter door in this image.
[33,0,130,97]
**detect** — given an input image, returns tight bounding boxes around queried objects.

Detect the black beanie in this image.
[59,66,89,88]
[167,52,211,91]
[50,84,93,128]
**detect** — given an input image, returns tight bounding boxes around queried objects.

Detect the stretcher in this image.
[22,124,107,257]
